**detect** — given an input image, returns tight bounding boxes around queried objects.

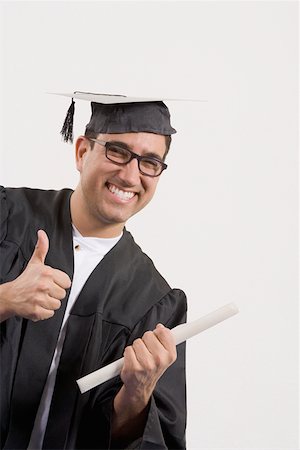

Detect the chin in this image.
[97,211,130,226]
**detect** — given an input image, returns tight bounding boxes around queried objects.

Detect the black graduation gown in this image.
[0,187,187,450]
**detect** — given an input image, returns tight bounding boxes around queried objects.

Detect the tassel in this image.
[60,98,75,143]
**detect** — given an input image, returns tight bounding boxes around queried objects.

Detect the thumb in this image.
[30,229,49,264]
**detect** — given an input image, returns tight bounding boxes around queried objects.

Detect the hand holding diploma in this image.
[77,302,239,393]
[111,323,178,444]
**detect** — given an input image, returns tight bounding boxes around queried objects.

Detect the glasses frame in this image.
[87,137,168,177]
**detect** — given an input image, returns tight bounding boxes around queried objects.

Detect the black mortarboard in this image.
[55,92,177,143]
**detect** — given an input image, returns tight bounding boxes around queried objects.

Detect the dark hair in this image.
[84,130,99,149]
[84,130,172,160]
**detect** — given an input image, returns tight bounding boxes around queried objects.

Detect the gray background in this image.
[0,1,298,449]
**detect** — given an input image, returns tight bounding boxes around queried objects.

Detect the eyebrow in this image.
[109,140,164,161]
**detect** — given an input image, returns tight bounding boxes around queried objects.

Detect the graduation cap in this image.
[55,91,178,144]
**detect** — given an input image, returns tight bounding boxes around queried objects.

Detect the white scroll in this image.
[77,302,239,394]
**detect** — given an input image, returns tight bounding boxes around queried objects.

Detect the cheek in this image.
[144,179,159,199]
[80,154,101,177]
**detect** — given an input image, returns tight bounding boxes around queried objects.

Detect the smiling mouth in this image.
[107,183,136,201]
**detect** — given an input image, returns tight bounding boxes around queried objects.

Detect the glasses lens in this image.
[106,144,131,164]
[140,158,163,176]
[105,142,165,177]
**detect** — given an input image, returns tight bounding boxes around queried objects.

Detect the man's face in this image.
[74,132,167,236]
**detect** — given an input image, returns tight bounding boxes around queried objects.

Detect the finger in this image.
[29,306,55,322]
[49,284,68,300]
[132,338,155,368]
[153,324,176,349]
[52,268,71,289]
[29,230,49,265]
[120,345,147,388]
[142,330,176,369]
[142,330,165,354]
[122,344,154,380]
[153,325,177,361]
[123,344,140,370]
[39,296,62,311]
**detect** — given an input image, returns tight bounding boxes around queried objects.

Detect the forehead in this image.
[99,132,167,157]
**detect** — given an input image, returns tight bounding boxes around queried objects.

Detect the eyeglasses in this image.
[87,138,168,177]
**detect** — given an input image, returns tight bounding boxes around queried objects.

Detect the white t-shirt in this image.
[28,226,122,449]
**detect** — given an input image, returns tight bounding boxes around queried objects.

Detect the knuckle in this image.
[167,349,177,365]
[56,289,66,300]
[38,280,50,292]
[123,346,130,357]
[31,315,39,322]
[46,310,55,319]
[45,266,54,276]
[143,330,153,340]
[65,277,72,288]
[153,354,162,368]
[133,338,142,347]
[40,266,52,279]
[31,306,42,322]
[157,327,168,339]
[60,272,71,288]
[52,299,61,310]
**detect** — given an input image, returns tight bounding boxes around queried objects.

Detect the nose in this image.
[117,158,141,186]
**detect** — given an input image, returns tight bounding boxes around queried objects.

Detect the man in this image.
[0,93,187,449]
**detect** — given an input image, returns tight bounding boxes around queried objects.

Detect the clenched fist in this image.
[121,324,177,399]
[112,324,177,443]
[0,230,71,322]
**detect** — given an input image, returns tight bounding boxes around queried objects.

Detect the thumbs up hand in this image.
[0,230,71,322]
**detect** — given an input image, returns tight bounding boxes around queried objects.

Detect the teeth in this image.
[108,184,135,201]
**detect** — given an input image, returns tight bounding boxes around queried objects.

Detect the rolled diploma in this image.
[77,302,239,394]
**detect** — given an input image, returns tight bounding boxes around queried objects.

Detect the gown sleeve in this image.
[107,289,187,450]
[128,289,187,450]
[0,187,28,443]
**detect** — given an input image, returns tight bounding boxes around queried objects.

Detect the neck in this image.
[70,190,124,238]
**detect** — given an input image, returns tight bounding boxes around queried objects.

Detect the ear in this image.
[75,136,90,172]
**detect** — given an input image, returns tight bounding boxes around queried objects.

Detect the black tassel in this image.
[60,98,75,143]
